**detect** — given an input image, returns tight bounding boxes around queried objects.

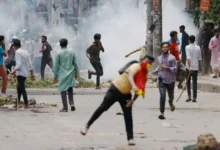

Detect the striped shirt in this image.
[185,44,201,71]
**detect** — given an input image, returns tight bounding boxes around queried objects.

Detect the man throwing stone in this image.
[80,55,155,146]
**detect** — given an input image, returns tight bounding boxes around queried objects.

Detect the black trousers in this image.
[186,69,198,99]
[181,48,186,66]
[5,60,16,75]
[90,61,103,87]
[203,49,211,74]
[17,76,28,105]
[158,78,175,114]
[87,84,133,140]
[61,87,74,110]
[41,57,54,79]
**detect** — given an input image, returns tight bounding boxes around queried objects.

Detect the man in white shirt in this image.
[10,39,35,109]
[185,35,201,102]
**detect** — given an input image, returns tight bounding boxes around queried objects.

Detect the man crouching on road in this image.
[80,55,155,146]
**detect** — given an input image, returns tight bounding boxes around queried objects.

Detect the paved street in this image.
[1,88,220,150]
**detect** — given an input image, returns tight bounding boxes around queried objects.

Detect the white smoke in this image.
[79,0,146,81]
[163,0,198,40]
[79,0,198,81]
[0,0,198,80]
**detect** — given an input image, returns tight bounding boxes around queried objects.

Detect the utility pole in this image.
[153,0,162,68]
[146,0,153,56]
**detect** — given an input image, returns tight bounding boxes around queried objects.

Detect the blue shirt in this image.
[168,38,180,44]
[181,31,189,49]
[0,46,4,65]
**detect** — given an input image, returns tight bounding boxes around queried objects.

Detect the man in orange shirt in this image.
[169,31,185,89]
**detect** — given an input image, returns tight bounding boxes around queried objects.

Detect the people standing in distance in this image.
[179,25,189,66]
[0,35,8,96]
[185,35,201,103]
[53,38,79,112]
[10,39,35,109]
[4,36,17,75]
[209,28,220,78]
[169,31,185,89]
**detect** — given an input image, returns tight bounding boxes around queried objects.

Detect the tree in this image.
[192,0,220,28]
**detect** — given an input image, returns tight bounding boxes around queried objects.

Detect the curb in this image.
[197,82,220,93]
[6,88,108,95]
[5,81,220,95]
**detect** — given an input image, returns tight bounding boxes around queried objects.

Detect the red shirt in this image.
[170,42,180,61]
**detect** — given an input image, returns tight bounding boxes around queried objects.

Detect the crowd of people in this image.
[0,34,79,111]
[80,25,220,146]
[0,24,220,146]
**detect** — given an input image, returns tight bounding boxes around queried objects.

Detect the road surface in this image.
[1,88,220,150]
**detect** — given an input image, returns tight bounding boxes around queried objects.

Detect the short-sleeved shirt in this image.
[86,43,102,63]
[42,42,52,59]
[170,42,180,61]
[0,46,4,65]
[168,38,180,44]
[113,63,141,94]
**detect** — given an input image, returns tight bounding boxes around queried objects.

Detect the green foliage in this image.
[77,76,96,88]
[0,76,95,89]
[191,0,220,27]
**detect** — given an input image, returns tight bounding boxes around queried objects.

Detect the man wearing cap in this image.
[5,36,17,74]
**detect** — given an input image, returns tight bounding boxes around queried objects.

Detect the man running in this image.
[157,42,177,120]
[80,55,155,146]
[40,35,53,79]
[87,33,104,89]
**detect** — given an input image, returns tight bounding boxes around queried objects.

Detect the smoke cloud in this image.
[0,0,198,81]
[79,0,198,81]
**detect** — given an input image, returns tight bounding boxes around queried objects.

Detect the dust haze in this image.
[0,0,198,81]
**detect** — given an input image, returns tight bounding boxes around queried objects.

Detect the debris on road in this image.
[0,95,58,109]
[116,112,123,115]
[1,76,96,89]
[162,122,183,128]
